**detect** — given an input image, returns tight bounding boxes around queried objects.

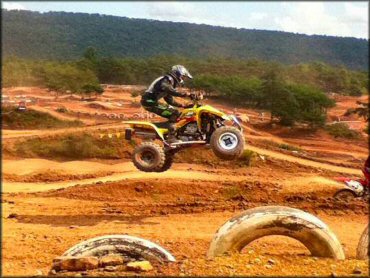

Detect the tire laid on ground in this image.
[210,126,244,160]
[62,235,176,263]
[133,142,165,172]
[155,152,174,172]
[356,224,369,260]
[207,206,345,260]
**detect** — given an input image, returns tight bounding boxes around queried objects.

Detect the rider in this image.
[141,65,193,143]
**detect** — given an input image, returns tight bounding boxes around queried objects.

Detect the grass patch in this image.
[2,107,83,129]
[278,143,301,152]
[3,170,115,182]
[223,185,245,201]
[56,106,68,113]
[325,123,361,139]
[14,133,133,159]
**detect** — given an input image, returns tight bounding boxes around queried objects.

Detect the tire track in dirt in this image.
[245,145,361,175]
[2,166,248,193]
[2,123,126,139]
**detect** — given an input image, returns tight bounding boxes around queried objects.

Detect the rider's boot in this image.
[167,123,181,144]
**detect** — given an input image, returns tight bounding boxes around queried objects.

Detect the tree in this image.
[83,46,98,63]
[260,66,297,124]
[344,101,369,120]
[287,84,335,127]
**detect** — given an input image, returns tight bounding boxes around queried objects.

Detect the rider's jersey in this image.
[141,74,186,107]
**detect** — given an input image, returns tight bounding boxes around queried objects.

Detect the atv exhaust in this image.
[125,128,157,140]
[168,140,207,147]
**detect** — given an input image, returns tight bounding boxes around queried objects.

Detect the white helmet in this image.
[170,65,193,84]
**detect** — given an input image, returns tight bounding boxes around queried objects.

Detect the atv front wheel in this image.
[210,126,244,160]
[133,142,166,172]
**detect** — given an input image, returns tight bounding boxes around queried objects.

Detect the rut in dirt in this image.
[33,179,368,217]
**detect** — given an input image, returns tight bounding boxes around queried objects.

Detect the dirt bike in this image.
[123,92,244,172]
[333,176,369,201]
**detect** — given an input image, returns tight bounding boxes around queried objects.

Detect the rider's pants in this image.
[141,99,180,134]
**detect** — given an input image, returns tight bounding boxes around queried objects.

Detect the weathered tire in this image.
[62,235,176,263]
[210,126,244,160]
[356,224,369,259]
[133,142,165,172]
[155,152,174,172]
[207,206,345,260]
[333,189,357,201]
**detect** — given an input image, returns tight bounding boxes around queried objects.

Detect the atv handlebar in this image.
[189,92,204,102]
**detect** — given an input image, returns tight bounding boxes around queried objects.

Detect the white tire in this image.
[207,206,345,260]
[356,224,369,259]
[62,235,176,263]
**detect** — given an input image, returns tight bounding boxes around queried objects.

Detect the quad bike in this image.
[123,92,244,172]
[333,176,369,201]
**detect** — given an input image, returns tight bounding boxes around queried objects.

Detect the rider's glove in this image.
[183,103,194,108]
[189,93,198,100]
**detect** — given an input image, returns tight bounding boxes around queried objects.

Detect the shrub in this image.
[278,143,302,152]
[325,123,361,139]
[131,90,141,98]
[223,185,245,201]
[237,149,257,166]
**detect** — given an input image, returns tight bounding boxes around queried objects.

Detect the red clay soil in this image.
[2,86,369,276]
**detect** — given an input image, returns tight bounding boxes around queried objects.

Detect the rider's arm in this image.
[164,95,183,107]
[161,78,188,98]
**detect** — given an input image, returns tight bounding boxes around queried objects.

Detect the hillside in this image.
[2,10,368,70]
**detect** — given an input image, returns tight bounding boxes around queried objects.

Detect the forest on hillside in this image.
[2,10,369,70]
[3,48,368,127]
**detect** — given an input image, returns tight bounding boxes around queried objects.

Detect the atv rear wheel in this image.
[155,152,174,172]
[133,142,165,172]
[210,126,244,160]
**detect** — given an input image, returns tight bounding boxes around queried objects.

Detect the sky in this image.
[2,1,369,39]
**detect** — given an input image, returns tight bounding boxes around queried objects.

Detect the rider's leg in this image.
[142,103,180,143]
[166,109,181,141]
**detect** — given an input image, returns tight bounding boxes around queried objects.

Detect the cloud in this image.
[145,2,204,22]
[275,3,350,36]
[249,12,268,22]
[144,2,237,28]
[274,2,368,38]
[2,2,26,10]
[343,2,368,24]
[143,2,367,38]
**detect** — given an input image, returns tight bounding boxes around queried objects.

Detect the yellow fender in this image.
[194,105,231,128]
[123,121,168,140]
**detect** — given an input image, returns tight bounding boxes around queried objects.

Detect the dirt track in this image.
[2,156,368,276]
[2,158,349,194]
[2,87,368,276]
[2,173,368,276]
[3,126,362,175]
